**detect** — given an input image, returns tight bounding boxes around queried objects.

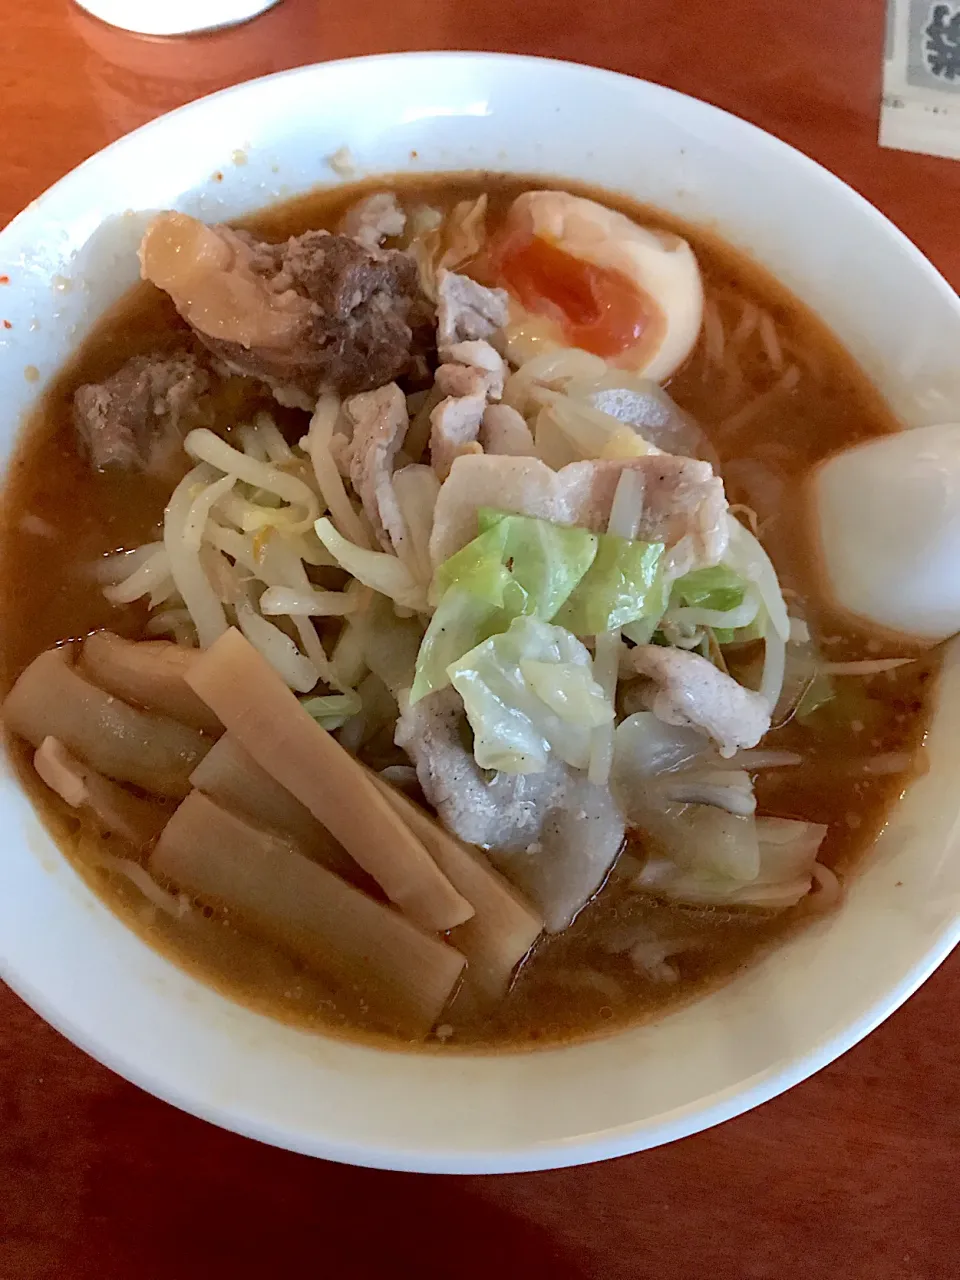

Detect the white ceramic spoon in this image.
[811,422,960,641]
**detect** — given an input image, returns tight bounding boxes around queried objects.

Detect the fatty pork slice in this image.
[429,393,486,481]
[429,339,509,479]
[339,383,410,551]
[337,191,406,250]
[428,451,728,571]
[479,404,535,458]
[139,211,425,404]
[626,644,771,757]
[436,269,509,346]
[396,689,624,932]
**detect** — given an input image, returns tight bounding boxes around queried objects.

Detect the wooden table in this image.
[3,2,960,1276]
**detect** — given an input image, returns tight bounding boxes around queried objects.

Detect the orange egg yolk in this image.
[496,235,651,359]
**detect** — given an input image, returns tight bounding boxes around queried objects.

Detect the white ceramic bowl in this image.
[3,53,960,1174]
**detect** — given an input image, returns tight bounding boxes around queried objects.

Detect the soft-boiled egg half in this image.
[492,191,704,382]
[811,422,960,641]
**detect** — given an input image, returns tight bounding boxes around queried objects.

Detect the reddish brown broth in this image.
[0,175,939,1051]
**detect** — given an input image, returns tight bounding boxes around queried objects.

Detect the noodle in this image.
[92,850,190,919]
[253,537,339,686]
[718,365,801,437]
[163,465,232,648]
[103,548,172,606]
[732,299,760,346]
[701,298,724,370]
[236,423,268,461]
[810,862,841,910]
[148,577,180,611]
[728,503,760,537]
[144,609,197,646]
[760,617,787,708]
[819,658,914,675]
[185,428,320,534]
[758,311,784,371]
[259,586,357,617]
[253,412,295,464]
[206,523,262,577]
[95,542,164,585]
[303,394,372,548]
[233,586,319,693]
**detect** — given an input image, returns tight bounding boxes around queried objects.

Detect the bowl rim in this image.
[3,50,959,1174]
[7,895,959,1174]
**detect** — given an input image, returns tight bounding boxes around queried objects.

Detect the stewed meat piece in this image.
[139,212,428,405]
[73,350,210,474]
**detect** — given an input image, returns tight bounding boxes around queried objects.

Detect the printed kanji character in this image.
[926,3,960,80]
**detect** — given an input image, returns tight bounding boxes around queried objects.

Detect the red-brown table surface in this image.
[3,2,960,1277]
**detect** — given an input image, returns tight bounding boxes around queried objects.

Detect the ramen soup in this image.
[0,176,940,1050]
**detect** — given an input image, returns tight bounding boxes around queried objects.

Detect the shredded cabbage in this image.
[433,506,667,638]
[433,508,598,618]
[301,690,364,729]
[352,594,425,697]
[723,514,790,642]
[448,616,611,773]
[635,816,827,908]
[672,565,746,613]
[556,537,664,635]
[612,712,707,788]
[410,588,507,703]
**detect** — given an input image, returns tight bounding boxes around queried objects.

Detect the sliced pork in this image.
[339,384,409,551]
[626,645,771,757]
[428,451,728,569]
[436,340,506,400]
[429,394,486,481]
[337,191,406,250]
[436,269,509,346]
[396,689,624,931]
[429,339,508,480]
[479,403,536,457]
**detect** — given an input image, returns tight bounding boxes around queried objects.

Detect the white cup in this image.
[71,0,283,36]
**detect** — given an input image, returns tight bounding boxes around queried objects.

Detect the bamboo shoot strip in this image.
[190,734,361,884]
[151,792,465,1039]
[183,629,474,932]
[78,631,223,736]
[4,647,209,798]
[373,778,543,1010]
